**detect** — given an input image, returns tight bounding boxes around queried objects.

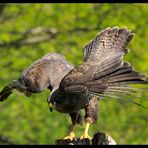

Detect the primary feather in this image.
[59,26,148,107]
[0,53,74,101]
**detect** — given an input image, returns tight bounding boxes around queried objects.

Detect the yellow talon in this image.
[64,132,76,141]
[80,122,92,140]
[80,133,92,140]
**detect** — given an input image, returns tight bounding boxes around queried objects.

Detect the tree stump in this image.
[55,132,116,145]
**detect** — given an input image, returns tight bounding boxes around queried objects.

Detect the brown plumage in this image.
[0,53,74,101]
[48,26,148,139]
[0,26,147,140]
[0,53,83,126]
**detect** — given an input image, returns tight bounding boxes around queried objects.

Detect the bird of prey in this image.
[48,26,148,140]
[0,52,83,127]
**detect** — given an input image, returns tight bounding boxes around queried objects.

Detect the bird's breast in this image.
[56,93,93,113]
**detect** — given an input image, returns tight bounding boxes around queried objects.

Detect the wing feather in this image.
[83,26,134,62]
[59,27,148,104]
[20,53,74,92]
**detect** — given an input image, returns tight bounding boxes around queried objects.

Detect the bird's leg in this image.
[80,96,99,140]
[64,124,76,140]
[64,112,83,140]
[80,122,92,140]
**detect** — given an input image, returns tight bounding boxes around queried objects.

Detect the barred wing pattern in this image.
[83,26,133,62]
[59,27,148,106]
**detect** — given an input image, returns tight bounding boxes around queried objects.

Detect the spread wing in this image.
[20,53,74,93]
[83,26,133,62]
[59,27,148,105]
[0,52,73,101]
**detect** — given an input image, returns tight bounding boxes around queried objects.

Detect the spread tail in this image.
[87,62,148,108]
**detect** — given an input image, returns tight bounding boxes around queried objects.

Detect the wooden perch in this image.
[55,132,116,145]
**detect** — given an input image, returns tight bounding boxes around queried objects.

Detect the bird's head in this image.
[47,89,66,112]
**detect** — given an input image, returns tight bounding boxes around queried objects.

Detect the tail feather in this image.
[108,72,145,83]
[89,90,146,108]
[97,60,147,84]
[105,62,133,78]
[87,60,148,107]
[99,93,146,108]
[93,52,124,80]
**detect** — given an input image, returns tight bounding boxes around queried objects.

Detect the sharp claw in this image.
[80,133,92,140]
[80,122,92,140]
[64,132,75,141]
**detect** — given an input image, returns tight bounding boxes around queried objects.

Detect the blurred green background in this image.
[0,3,148,145]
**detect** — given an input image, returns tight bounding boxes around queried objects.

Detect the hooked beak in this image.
[48,103,54,112]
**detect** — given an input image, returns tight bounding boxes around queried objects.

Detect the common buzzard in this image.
[48,26,148,140]
[0,26,147,141]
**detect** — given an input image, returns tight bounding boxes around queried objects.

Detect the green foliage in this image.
[0,4,147,144]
